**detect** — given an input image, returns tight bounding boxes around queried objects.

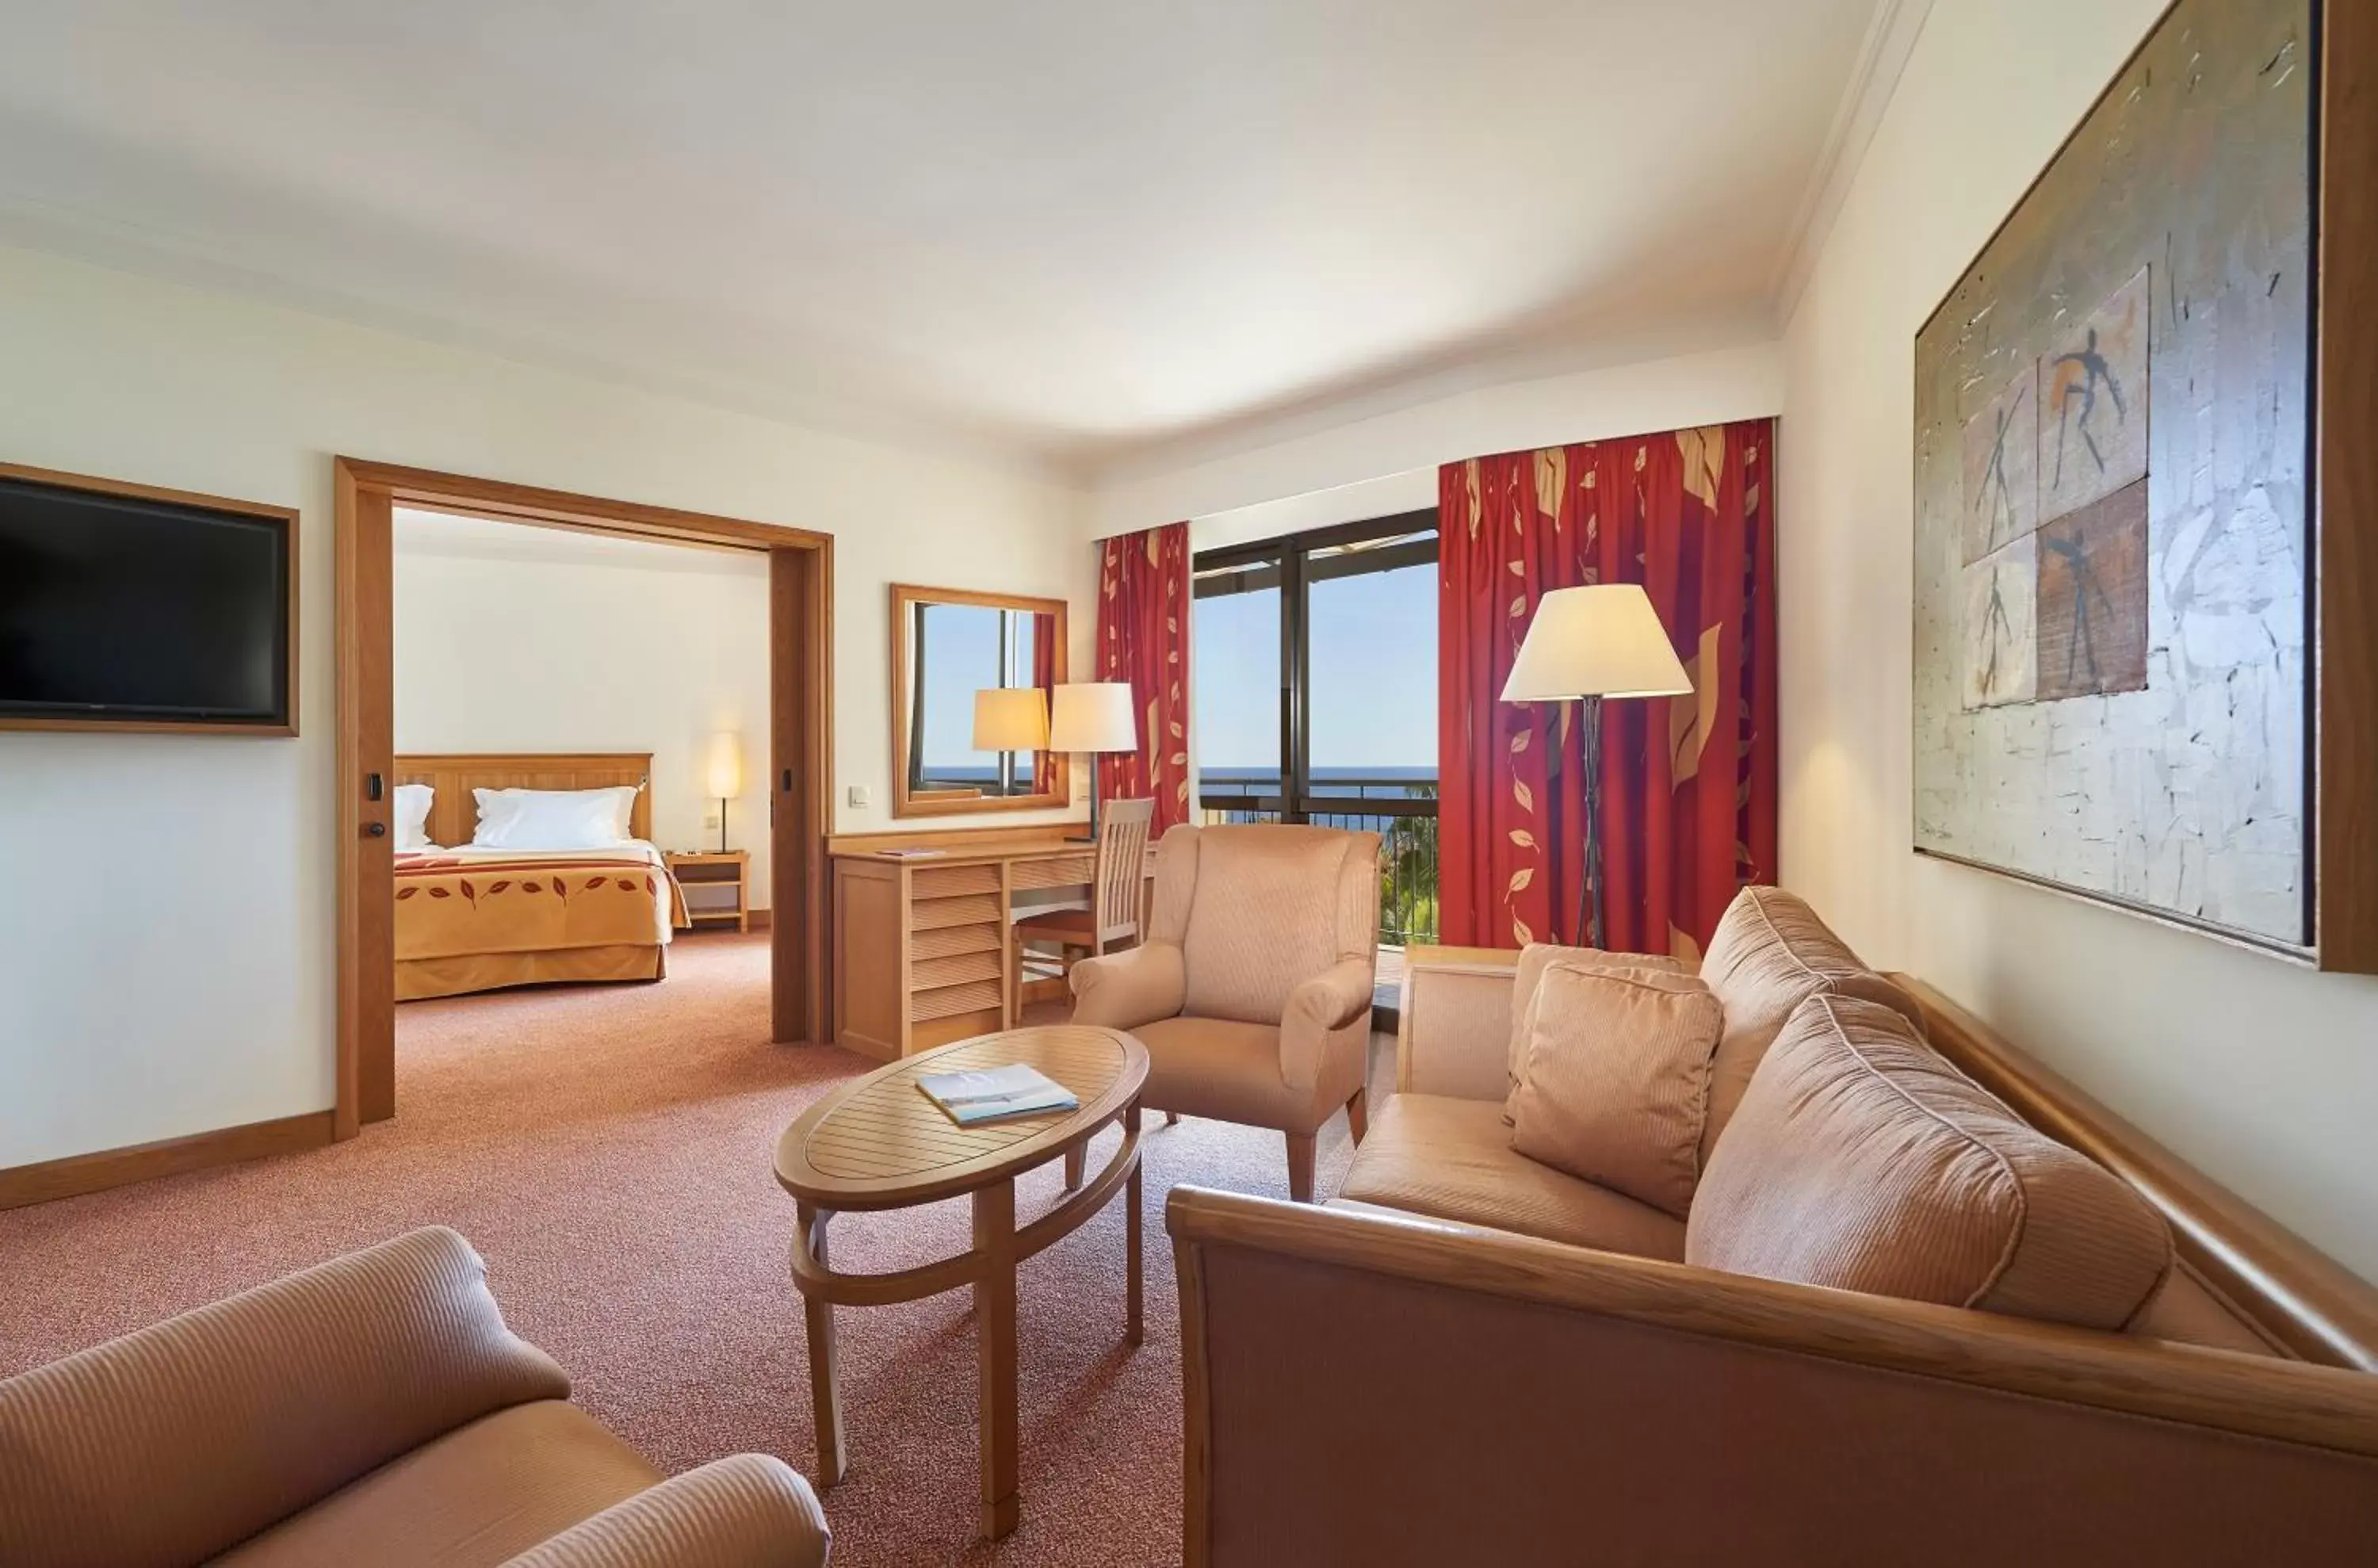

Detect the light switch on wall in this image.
[847,784,871,809]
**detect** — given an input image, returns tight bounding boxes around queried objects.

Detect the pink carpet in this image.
[0,933,1386,1566]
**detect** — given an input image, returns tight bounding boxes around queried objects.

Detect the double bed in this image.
[392,751,690,1001]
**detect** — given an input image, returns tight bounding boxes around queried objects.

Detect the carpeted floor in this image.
[0,932,1388,1566]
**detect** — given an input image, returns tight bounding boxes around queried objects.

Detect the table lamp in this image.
[705,729,744,854]
[1048,681,1138,843]
[1501,583,1692,948]
[972,686,1050,798]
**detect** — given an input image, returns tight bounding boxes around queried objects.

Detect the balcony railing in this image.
[1196,771,1439,950]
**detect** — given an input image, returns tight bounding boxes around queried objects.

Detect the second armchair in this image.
[1069,823,1380,1201]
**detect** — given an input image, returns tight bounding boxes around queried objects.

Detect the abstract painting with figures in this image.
[1911,0,2315,953]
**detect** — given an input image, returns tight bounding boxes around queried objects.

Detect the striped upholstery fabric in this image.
[1696,885,1925,1161]
[499,1454,831,1568]
[1501,943,1690,1119]
[1686,995,2174,1329]
[0,1226,568,1568]
[1509,963,1724,1218]
[1335,1095,1687,1259]
[1179,825,1379,1026]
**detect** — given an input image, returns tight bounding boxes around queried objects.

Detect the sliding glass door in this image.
[1192,510,1439,948]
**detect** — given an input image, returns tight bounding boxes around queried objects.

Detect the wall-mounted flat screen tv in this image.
[0,469,296,732]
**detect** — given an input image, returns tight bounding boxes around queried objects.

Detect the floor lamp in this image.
[1501,584,1692,949]
[1049,682,1138,843]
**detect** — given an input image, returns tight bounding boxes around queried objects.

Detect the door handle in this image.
[782,768,792,793]
[365,821,388,839]
[367,772,384,802]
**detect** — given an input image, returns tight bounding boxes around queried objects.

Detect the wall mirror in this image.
[889,583,1069,817]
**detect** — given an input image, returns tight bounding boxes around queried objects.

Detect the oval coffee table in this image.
[773,1024,1149,1542]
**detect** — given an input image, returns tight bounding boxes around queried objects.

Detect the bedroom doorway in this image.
[332,460,832,1136]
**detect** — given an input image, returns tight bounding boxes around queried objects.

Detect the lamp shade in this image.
[705,729,745,799]
[1501,584,1692,702]
[972,686,1049,751]
[1048,682,1137,753]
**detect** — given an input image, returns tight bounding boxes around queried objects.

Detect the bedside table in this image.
[663,849,751,932]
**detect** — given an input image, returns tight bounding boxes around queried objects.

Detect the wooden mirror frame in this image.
[889,583,1070,818]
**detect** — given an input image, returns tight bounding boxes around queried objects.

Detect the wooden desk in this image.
[829,830,1150,1059]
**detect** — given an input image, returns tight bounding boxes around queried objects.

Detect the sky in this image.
[1195,559,1437,773]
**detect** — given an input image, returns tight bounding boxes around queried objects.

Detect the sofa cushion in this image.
[1696,885,1925,1161]
[1509,963,1723,1218]
[1181,827,1364,1025]
[1504,943,1690,1117]
[1339,1093,1686,1260]
[1686,995,2173,1329]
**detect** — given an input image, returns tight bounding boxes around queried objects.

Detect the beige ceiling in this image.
[0,2,1883,471]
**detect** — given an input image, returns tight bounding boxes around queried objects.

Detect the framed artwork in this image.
[1913,0,2378,969]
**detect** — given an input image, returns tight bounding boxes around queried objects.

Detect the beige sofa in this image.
[0,1227,830,1568]
[1167,887,2378,1566]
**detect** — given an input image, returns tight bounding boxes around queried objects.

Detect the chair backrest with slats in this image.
[1094,798,1157,943]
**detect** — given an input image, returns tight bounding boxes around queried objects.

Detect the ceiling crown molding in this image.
[1768,0,1937,326]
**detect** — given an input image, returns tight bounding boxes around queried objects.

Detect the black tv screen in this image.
[0,472,292,728]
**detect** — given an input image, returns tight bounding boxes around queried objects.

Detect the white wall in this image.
[0,242,1089,1171]
[392,514,774,900]
[1780,0,2378,1281]
[1096,338,1787,541]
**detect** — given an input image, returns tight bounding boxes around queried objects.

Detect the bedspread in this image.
[395,851,688,962]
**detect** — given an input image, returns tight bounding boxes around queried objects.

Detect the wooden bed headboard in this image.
[394,751,655,848]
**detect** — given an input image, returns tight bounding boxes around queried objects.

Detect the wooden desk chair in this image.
[1009,797,1156,1027]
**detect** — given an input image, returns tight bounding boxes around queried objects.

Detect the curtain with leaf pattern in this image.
[1094,522,1194,832]
[1436,419,1777,958]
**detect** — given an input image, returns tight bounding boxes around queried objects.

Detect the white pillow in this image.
[393,784,434,851]
[472,786,638,850]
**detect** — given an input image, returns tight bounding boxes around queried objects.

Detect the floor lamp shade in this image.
[972,686,1050,751]
[1501,584,1692,702]
[1049,682,1138,840]
[1501,585,1692,949]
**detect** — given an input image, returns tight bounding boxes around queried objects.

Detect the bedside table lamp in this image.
[1501,583,1692,949]
[705,729,745,854]
[972,686,1049,799]
[1048,681,1138,843]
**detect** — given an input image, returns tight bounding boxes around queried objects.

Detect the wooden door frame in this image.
[333,458,834,1138]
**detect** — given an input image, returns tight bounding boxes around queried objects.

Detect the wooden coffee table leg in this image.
[1126,1101,1144,1345]
[797,1201,847,1488]
[973,1177,1020,1540]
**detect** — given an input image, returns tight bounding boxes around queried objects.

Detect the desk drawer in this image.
[912,892,1000,930]
[913,948,1002,990]
[1011,853,1095,891]
[912,862,1000,898]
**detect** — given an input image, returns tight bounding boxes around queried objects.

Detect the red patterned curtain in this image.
[1094,522,1194,832]
[1437,419,1777,958]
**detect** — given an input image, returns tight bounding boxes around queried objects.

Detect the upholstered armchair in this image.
[1070,823,1380,1200]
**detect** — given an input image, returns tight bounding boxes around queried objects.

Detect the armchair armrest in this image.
[1070,939,1186,1031]
[1168,1188,2378,1567]
[1395,952,1517,1101]
[503,1455,830,1568]
[1279,957,1377,1092]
